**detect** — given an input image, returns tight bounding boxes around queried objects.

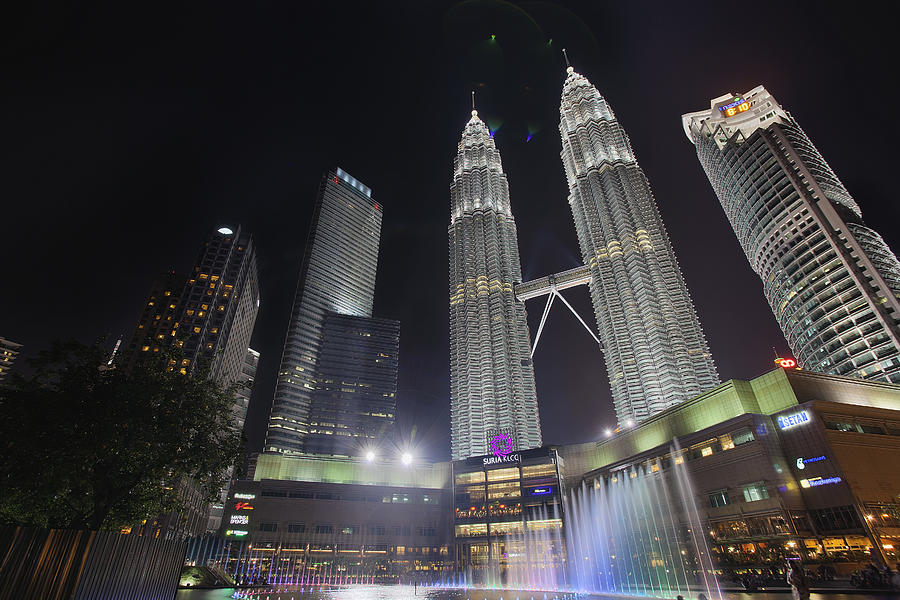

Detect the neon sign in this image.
[778,411,810,430]
[777,358,797,369]
[800,476,841,488]
[490,434,514,458]
[235,502,254,511]
[225,529,248,537]
[719,98,751,117]
[234,493,256,500]
[483,453,520,466]
[796,455,826,470]
[528,487,554,496]
[229,514,250,525]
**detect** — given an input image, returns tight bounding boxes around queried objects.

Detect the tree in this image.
[0,340,244,531]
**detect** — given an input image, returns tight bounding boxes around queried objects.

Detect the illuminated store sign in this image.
[225,529,248,537]
[776,357,798,369]
[795,455,826,470]
[528,487,554,496]
[719,98,751,117]
[235,502,254,510]
[778,411,810,430]
[800,476,841,488]
[234,493,256,500]
[229,514,250,525]
[483,453,520,466]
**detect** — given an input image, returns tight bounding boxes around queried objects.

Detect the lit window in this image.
[179,368,187,375]
[211,328,219,334]
[701,447,713,457]
[201,304,209,310]
[217,305,225,311]
[193,327,201,333]
[168,304,176,309]
[181,359,190,366]
[141,346,150,352]
[164,291,171,296]
[186,310,195,316]
[176,340,184,348]
[199,274,208,280]
[211,275,219,282]
[147,301,155,306]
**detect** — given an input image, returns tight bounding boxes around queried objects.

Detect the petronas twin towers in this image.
[450,65,719,459]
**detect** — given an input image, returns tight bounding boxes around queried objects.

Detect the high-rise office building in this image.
[265,168,383,454]
[449,109,541,460]
[124,226,259,386]
[0,337,23,382]
[304,313,400,456]
[122,226,260,537]
[683,87,900,383]
[559,66,719,424]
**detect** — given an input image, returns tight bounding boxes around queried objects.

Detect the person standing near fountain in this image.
[787,561,810,600]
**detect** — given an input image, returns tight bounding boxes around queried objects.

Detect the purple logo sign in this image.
[490,434,513,458]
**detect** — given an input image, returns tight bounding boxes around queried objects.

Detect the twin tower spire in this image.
[449,61,719,459]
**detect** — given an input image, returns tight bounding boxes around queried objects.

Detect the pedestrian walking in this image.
[787,560,810,600]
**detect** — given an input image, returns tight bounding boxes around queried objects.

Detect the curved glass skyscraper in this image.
[449,109,541,460]
[683,87,900,382]
[559,67,719,424]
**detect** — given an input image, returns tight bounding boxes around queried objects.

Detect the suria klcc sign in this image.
[482,434,520,466]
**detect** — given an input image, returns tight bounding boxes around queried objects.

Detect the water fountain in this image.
[438,442,720,599]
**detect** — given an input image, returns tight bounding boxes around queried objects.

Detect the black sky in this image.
[3,1,898,461]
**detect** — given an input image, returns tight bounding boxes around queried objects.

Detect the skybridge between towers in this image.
[514,264,602,357]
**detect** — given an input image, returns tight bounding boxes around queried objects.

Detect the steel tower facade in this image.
[449,109,541,460]
[683,87,900,383]
[559,67,719,424]
[265,168,383,454]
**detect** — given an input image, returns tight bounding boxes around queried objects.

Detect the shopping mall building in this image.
[208,367,900,580]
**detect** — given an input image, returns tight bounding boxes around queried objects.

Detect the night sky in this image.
[4,2,898,461]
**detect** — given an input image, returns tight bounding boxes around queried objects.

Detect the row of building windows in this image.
[709,482,770,508]
[254,522,438,537]
[258,490,439,504]
[823,419,900,436]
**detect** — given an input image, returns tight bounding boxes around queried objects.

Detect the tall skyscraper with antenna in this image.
[559,64,719,424]
[449,106,541,460]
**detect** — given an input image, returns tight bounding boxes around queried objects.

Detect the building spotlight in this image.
[401,452,412,465]
[365,451,376,462]
[625,419,635,428]
[604,429,612,438]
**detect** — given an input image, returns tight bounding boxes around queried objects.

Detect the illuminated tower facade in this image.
[449,109,541,460]
[559,66,719,424]
[265,168,383,454]
[683,87,900,382]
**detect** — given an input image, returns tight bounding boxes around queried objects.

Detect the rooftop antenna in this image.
[472,90,476,110]
[562,48,571,68]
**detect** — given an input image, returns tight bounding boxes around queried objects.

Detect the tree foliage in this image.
[0,340,244,531]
